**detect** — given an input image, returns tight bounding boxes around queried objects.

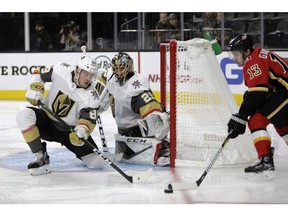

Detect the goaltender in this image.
[95,52,170,166]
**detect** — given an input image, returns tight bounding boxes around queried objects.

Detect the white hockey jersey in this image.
[37,63,99,127]
[106,70,154,129]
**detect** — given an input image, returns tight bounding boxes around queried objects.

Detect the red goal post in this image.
[160,38,256,168]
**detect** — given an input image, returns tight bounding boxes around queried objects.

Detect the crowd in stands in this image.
[1,12,288,52]
[30,19,86,52]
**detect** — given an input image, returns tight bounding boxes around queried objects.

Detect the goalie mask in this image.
[111,52,134,81]
[75,46,98,87]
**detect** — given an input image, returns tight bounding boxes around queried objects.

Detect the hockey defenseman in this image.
[227,34,288,177]
[16,46,107,175]
[96,52,170,166]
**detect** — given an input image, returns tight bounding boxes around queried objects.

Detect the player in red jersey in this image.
[227,34,288,176]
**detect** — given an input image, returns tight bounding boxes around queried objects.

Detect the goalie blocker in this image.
[114,134,170,166]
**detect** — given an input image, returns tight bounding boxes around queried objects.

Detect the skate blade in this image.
[29,164,52,176]
[245,170,275,180]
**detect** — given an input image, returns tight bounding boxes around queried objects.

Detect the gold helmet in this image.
[111,52,134,79]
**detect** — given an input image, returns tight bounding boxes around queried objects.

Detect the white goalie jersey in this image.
[36,63,100,127]
[105,70,153,128]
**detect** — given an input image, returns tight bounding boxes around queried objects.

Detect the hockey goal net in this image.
[160,38,256,167]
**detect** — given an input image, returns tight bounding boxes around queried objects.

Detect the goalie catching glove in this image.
[227,113,247,139]
[69,124,90,146]
[25,82,44,106]
[138,112,170,141]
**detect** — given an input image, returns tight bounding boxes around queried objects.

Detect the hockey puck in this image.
[164,188,173,193]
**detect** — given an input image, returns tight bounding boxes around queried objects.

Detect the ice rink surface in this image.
[1,101,288,215]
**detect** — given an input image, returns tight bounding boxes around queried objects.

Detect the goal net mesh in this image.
[160,38,256,167]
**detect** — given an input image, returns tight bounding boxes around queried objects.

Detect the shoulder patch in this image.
[131,80,142,89]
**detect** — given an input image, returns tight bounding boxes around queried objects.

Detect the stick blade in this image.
[168,182,198,191]
[132,168,153,183]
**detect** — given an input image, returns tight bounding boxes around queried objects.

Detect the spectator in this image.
[167,13,181,40]
[215,12,222,28]
[58,21,84,51]
[30,20,53,51]
[155,12,171,45]
[201,12,217,30]
[197,12,217,37]
[213,12,232,45]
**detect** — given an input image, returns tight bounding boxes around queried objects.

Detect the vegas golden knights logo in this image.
[52,91,75,117]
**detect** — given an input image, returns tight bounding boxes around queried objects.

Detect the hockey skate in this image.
[155,139,170,167]
[245,148,275,180]
[28,142,52,176]
[156,149,170,166]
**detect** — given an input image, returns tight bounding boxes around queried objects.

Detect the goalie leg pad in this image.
[115,134,159,165]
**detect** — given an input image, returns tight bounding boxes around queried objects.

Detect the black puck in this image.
[164,188,173,193]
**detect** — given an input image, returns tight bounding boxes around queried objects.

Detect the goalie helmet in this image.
[228,34,254,53]
[111,52,134,79]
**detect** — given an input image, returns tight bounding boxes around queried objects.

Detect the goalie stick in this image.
[38,101,153,183]
[96,115,123,161]
[166,133,231,191]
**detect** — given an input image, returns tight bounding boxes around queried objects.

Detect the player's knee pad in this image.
[16,107,37,130]
[81,153,105,169]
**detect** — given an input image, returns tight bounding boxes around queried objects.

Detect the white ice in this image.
[0,101,288,215]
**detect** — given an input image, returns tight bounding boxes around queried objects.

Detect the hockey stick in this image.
[166,133,231,192]
[96,115,109,152]
[38,101,153,183]
[96,115,123,161]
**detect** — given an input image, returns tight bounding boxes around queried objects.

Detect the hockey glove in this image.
[138,112,170,141]
[227,113,247,139]
[69,125,89,146]
[25,82,44,106]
